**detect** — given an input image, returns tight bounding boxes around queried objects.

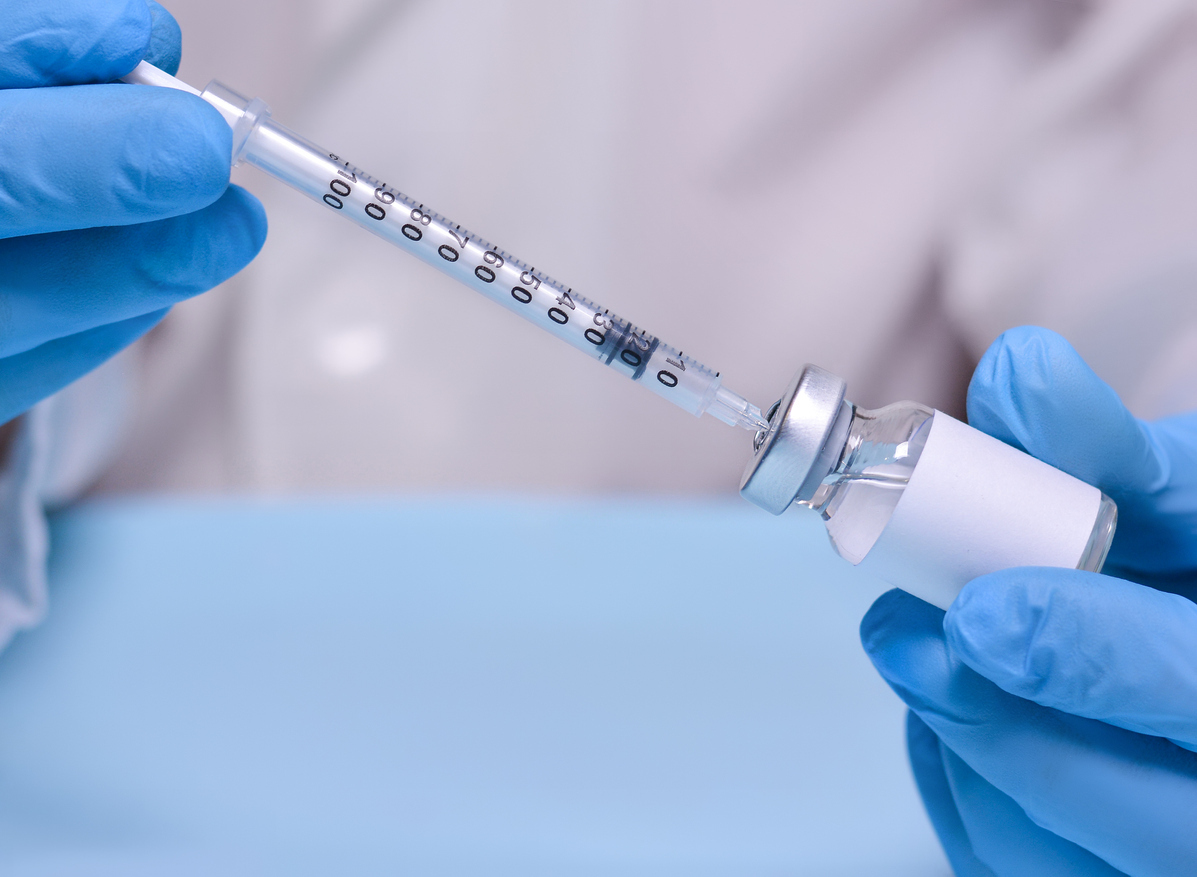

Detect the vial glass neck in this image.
[801,401,934,564]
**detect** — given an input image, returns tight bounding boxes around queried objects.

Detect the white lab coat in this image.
[4,0,1197,641]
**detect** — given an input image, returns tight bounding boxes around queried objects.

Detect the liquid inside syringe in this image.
[122,63,769,434]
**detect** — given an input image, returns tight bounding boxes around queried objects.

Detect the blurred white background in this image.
[92,0,1197,496]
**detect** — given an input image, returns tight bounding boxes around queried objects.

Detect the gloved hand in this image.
[0,0,266,423]
[861,325,1197,877]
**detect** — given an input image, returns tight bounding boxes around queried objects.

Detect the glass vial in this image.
[740,365,1117,609]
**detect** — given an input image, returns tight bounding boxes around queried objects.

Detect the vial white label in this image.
[858,411,1101,610]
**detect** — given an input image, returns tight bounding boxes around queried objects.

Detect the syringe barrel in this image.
[116,61,767,430]
[198,79,736,422]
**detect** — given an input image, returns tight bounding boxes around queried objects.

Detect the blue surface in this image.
[0,498,949,875]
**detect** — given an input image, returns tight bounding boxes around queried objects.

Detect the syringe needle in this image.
[704,386,770,432]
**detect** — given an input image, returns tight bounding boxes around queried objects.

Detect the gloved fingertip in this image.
[227,185,270,255]
[966,326,1075,451]
[967,327,1033,450]
[948,567,1172,711]
[965,327,1161,496]
[859,588,947,685]
[106,0,157,80]
[861,588,943,650]
[944,569,1055,695]
[200,185,269,280]
[144,2,183,76]
[125,186,269,305]
[947,567,1197,735]
[119,88,236,215]
[859,590,993,727]
[860,588,932,655]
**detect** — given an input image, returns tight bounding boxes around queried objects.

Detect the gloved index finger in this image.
[0,0,154,88]
[0,83,232,238]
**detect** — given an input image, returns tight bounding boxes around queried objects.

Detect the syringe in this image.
[121,62,768,433]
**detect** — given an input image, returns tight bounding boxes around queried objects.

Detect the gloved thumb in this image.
[967,326,1161,497]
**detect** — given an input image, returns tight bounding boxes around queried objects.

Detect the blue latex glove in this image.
[0,0,266,423]
[862,326,1197,877]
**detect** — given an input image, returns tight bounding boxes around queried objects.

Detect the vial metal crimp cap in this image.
[739,364,853,515]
